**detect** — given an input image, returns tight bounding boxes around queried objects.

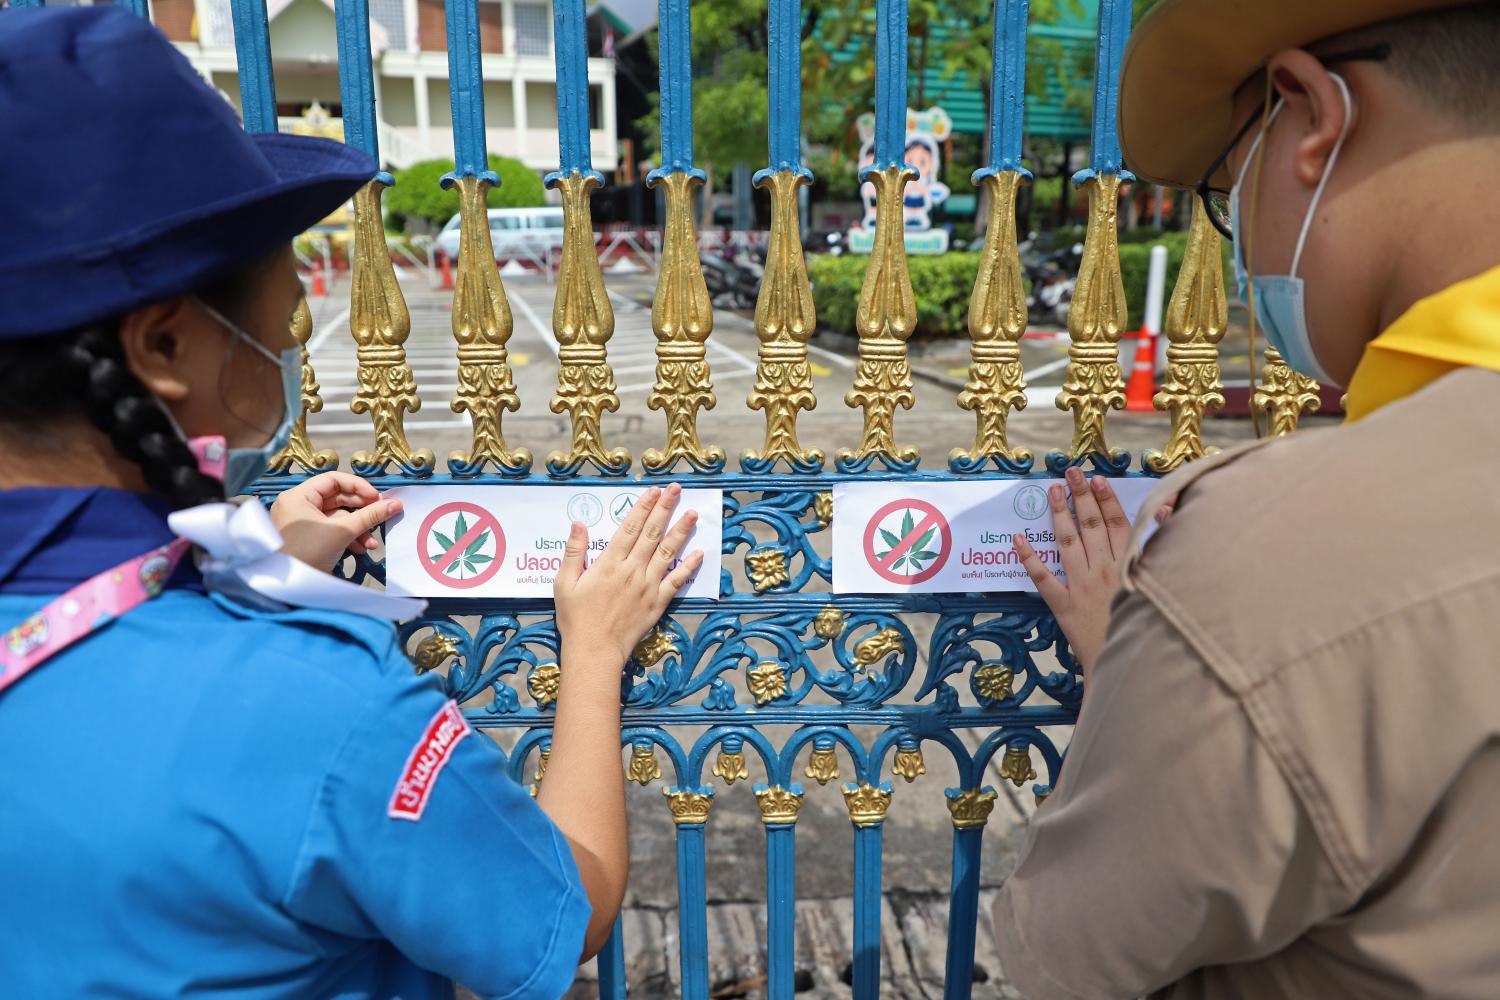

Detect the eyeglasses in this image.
[1196,44,1391,240]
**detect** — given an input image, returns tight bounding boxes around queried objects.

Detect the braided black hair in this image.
[0,257,274,509]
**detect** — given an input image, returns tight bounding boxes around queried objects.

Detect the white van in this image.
[434,206,567,261]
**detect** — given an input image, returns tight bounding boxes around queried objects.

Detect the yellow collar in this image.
[1344,265,1500,422]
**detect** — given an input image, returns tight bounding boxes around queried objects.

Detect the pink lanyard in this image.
[0,537,191,693]
[0,436,226,696]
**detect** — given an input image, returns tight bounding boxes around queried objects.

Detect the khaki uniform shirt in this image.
[994,368,1500,999]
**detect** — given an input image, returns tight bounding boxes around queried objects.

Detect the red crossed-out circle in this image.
[417,501,505,590]
[862,498,952,585]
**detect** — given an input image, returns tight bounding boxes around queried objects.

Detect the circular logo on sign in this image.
[1014,484,1048,521]
[609,493,637,525]
[567,492,603,527]
[862,498,953,585]
[417,502,506,590]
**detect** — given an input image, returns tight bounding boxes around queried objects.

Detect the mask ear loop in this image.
[1288,73,1354,280]
[1246,72,1275,440]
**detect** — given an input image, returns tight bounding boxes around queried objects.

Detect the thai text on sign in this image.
[831,478,1160,595]
[383,486,723,599]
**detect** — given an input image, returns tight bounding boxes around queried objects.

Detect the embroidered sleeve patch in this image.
[388,700,471,821]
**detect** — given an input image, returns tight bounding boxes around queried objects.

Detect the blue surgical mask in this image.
[187,299,301,496]
[1229,74,1354,386]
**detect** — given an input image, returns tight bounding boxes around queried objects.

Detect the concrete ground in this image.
[300,266,1323,999]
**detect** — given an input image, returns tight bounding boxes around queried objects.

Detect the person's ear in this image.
[117,297,197,403]
[1267,49,1354,188]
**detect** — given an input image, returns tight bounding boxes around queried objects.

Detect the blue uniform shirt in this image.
[0,488,590,998]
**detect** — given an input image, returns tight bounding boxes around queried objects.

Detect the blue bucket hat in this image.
[0,6,377,339]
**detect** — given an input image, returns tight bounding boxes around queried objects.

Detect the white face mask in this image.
[1229,73,1355,386]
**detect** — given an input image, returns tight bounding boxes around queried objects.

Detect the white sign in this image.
[831,479,1160,595]
[383,486,723,600]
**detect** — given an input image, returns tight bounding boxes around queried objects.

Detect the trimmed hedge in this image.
[809,231,1231,338]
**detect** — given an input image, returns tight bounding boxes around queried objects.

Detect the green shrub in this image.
[809,236,1231,339]
[384,154,546,229]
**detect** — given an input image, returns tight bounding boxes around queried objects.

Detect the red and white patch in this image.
[388,700,471,821]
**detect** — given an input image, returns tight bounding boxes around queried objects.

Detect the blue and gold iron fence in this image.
[53,0,1328,994]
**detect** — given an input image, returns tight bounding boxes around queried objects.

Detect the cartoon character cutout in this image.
[3,613,49,658]
[855,107,952,232]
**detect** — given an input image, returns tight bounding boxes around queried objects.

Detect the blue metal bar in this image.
[765,822,798,998]
[656,0,694,173]
[676,820,711,1000]
[596,916,627,1000]
[230,0,278,134]
[118,0,150,18]
[985,0,1030,174]
[942,827,985,999]
[766,0,802,171]
[7,0,44,9]
[852,824,885,999]
[552,0,593,174]
[1082,0,1132,178]
[444,0,492,179]
[333,0,382,165]
[872,0,909,168]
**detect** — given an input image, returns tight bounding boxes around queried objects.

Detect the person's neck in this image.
[0,421,149,492]
[1375,141,1500,332]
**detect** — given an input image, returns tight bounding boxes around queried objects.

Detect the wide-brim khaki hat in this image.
[1119,0,1488,189]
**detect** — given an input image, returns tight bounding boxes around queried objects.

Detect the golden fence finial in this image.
[1048,173,1129,474]
[946,788,998,830]
[951,170,1033,474]
[743,169,823,473]
[1144,200,1228,473]
[448,175,531,477]
[547,170,631,476]
[1252,346,1322,436]
[347,179,434,477]
[642,170,724,474]
[267,296,338,474]
[836,164,919,473]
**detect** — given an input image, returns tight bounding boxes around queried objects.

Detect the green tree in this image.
[384,154,546,230]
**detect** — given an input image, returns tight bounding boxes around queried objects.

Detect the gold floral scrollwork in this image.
[854,627,904,666]
[643,170,724,474]
[626,743,662,785]
[1252,346,1322,437]
[712,750,749,784]
[448,174,530,476]
[631,626,677,668]
[836,164,919,473]
[347,179,434,477]
[805,747,840,785]
[841,782,893,828]
[951,170,1033,474]
[743,169,822,473]
[664,789,714,826]
[267,297,338,474]
[746,549,789,592]
[755,785,805,826]
[999,745,1037,787]
[1144,200,1228,473]
[534,747,551,783]
[974,663,1014,702]
[814,491,833,526]
[747,661,787,705]
[1050,173,1129,473]
[526,662,561,706]
[946,788,998,830]
[412,632,459,674]
[891,747,926,783]
[813,606,846,640]
[547,170,631,476]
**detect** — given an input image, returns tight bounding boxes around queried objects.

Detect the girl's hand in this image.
[554,484,704,673]
[270,472,404,573]
[1013,468,1135,677]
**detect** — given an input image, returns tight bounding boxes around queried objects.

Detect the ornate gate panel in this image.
[26,0,1327,993]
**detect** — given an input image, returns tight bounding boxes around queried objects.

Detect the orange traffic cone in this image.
[1124,326,1157,413]
[439,251,454,290]
[310,260,327,298]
